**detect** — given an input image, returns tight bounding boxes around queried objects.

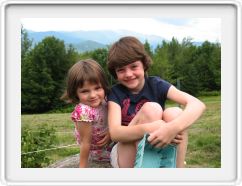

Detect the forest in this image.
[21,28,221,114]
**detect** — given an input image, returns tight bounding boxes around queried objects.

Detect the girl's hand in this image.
[171,133,183,144]
[96,130,111,147]
[147,124,178,148]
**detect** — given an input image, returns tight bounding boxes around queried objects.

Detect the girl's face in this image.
[115,60,145,94]
[76,81,105,108]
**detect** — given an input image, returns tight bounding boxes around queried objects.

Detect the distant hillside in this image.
[26,30,166,52]
[28,31,85,44]
[73,40,107,53]
[26,30,207,52]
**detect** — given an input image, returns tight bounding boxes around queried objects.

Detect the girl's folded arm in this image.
[108,101,162,142]
[166,85,206,131]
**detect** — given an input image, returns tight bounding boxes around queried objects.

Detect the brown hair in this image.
[62,59,109,104]
[107,36,152,78]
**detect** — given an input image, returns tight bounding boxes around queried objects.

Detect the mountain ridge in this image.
[27,30,203,52]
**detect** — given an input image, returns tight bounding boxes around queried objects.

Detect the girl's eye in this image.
[116,68,124,73]
[79,90,88,93]
[131,65,137,69]
[95,86,102,90]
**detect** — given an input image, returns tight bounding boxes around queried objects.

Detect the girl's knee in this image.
[139,102,163,120]
[163,107,182,122]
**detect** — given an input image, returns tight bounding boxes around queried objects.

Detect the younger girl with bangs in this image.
[62,59,112,168]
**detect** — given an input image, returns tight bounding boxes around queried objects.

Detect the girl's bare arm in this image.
[148,85,206,147]
[108,101,163,142]
[77,121,92,168]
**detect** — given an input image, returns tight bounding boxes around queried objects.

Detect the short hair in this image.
[62,59,109,104]
[107,36,152,78]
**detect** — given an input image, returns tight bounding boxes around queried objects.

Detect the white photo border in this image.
[0,0,241,186]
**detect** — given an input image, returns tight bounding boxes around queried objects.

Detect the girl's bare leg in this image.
[117,102,163,167]
[116,142,136,168]
[163,107,187,168]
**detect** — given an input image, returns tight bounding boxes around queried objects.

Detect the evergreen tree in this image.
[91,48,114,85]
[149,41,170,80]
[21,36,78,113]
[166,37,182,85]
[194,41,221,92]
[21,48,55,112]
[178,38,200,95]
[144,40,153,57]
[21,26,33,61]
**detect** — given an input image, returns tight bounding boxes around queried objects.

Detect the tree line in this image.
[21,28,220,113]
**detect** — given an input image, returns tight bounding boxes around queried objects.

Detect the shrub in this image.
[47,104,74,114]
[21,124,57,167]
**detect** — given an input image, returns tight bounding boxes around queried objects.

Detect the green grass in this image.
[185,96,221,168]
[21,95,221,168]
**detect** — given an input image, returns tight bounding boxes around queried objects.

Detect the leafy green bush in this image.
[21,124,57,167]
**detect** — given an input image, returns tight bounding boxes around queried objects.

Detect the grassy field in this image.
[185,96,221,168]
[21,95,221,168]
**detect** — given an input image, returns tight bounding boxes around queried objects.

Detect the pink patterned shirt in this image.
[71,101,111,162]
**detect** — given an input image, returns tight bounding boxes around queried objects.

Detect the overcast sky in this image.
[21,18,221,42]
